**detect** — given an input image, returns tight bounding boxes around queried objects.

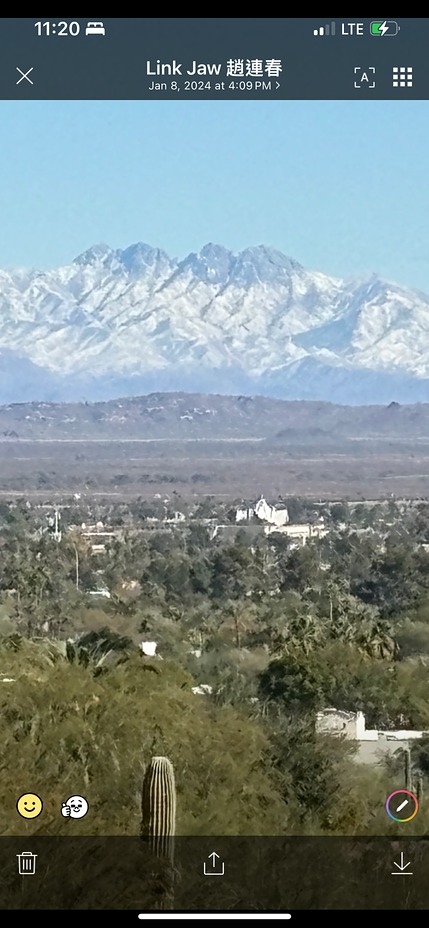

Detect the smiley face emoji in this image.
[16,792,43,819]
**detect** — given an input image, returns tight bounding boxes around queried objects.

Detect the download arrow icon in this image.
[392,852,412,875]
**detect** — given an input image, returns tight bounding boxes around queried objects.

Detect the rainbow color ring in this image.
[386,789,418,822]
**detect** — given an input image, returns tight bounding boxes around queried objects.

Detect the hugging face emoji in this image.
[16,793,43,819]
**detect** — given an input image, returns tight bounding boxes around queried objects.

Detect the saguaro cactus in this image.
[141,756,176,911]
[141,756,176,860]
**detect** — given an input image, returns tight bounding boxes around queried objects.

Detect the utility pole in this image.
[72,543,79,591]
[53,507,61,542]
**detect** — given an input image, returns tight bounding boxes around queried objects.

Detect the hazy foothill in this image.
[1,392,429,499]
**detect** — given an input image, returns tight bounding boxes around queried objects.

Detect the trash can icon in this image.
[16,851,37,875]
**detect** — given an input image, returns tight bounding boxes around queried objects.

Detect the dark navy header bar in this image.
[0,18,428,99]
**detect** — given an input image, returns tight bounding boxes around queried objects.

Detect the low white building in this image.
[316,708,378,741]
[316,708,428,765]
[317,708,427,742]
[236,507,255,522]
[265,522,328,544]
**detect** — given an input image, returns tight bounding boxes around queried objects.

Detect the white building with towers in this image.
[254,496,289,527]
[236,495,289,527]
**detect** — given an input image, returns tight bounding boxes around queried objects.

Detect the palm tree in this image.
[65,628,133,674]
[287,610,325,655]
[356,619,397,660]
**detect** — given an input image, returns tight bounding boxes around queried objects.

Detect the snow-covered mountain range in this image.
[1,241,429,404]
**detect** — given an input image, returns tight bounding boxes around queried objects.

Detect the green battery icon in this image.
[370,20,399,35]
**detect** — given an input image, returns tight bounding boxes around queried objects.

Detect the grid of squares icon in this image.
[392,66,413,88]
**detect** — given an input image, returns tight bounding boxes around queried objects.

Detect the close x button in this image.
[16,67,34,85]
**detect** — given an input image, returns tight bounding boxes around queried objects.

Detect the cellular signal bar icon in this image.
[314,22,336,37]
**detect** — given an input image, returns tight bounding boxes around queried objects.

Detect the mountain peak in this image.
[73,243,115,266]
[117,242,172,275]
[231,244,303,285]
[177,243,235,284]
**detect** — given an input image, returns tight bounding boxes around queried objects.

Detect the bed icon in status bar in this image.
[85,21,105,37]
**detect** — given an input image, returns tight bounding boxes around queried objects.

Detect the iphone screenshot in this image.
[0,16,428,919]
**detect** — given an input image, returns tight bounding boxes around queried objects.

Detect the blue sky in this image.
[1,99,428,290]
